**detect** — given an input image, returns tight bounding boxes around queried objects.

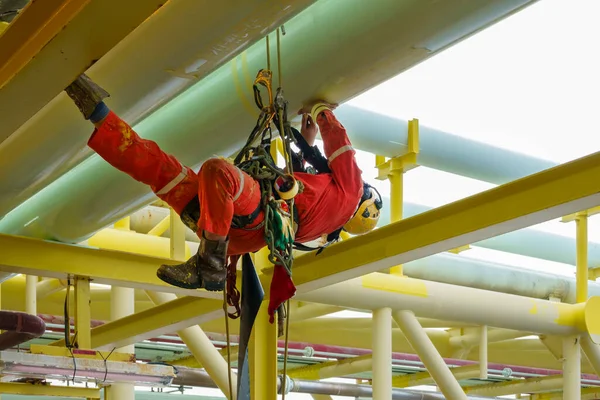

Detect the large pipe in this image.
[0,311,45,350]
[336,104,556,185]
[0,0,537,242]
[402,252,591,303]
[0,0,316,218]
[297,273,597,336]
[172,366,501,399]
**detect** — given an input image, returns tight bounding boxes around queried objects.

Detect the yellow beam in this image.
[74,277,92,348]
[172,345,240,368]
[393,364,481,388]
[0,0,165,144]
[281,150,600,293]
[30,344,134,362]
[0,382,100,398]
[0,0,92,90]
[52,296,224,350]
[0,233,211,297]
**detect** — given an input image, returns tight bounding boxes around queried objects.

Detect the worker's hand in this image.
[297,100,338,115]
[301,113,318,146]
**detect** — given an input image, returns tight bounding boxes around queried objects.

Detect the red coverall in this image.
[88,109,364,254]
[88,109,363,317]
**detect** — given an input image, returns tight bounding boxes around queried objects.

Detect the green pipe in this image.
[0,0,537,242]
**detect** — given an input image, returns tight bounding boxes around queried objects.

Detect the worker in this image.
[63,73,382,292]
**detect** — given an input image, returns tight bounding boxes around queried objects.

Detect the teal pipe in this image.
[0,0,536,242]
[336,105,557,185]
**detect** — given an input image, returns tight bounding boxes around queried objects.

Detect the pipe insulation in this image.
[0,0,537,242]
[0,311,45,350]
[0,0,316,219]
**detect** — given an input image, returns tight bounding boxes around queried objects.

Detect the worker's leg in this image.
[157,158,263,291]
[64,74,198,215]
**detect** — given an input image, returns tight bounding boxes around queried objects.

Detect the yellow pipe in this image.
[576,212,589,303]
[148,215,170,236]
[88,227,191,259]
[37,278,67,299]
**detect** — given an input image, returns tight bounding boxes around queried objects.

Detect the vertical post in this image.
[249,248,278,400]
[479,325,488,379]
[388,169,403,276]
[74,277,91,349]
[376,118,419,276]
[562,335,581,400]
[393,310,468,399]
[25,275,37,315]
[576,212,588,303]
[372,307,392,400]
[109,286,135,399]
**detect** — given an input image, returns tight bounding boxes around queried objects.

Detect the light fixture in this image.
[0,351,173,386]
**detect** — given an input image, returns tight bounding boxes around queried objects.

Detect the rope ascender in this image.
[223,27,296,400]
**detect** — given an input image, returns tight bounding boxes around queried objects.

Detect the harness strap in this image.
[179,193,266,233]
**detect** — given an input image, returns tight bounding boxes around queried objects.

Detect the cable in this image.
[223,286,234,400]
[99,347,116,383]
[280,300,292,400]
[68,347,77,384]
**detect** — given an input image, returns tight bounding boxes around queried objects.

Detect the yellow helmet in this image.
[343,183,383,235]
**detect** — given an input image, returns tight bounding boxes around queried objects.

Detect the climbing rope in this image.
[223,26,296,400]
[223,286,234,400]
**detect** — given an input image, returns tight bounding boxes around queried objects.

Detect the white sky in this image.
[346,0,600,281]
[144,0,600,398]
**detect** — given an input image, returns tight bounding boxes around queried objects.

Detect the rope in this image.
[281,299,292,400]
[224,30,296,398]
[225,255,241,319]
[277,27,283,89]
[223,286,234,400]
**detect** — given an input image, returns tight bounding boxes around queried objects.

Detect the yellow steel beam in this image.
[280,150,600,294]
[30,344,133,362]
[0,233,214,298]
[51,296,224,350]
[74,277,92,348]
[171,345,240,368]
[393,364,481,388]
[0,382,100,398]
[0,0,92,91]
[0,0,165,144]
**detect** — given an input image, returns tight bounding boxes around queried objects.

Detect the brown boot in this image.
[156,235,229,291]
[64,73,110,119]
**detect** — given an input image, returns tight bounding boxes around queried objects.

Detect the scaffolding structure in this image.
[2,0,600,399]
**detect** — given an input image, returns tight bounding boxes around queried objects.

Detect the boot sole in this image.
[157,270,202,290]
[204,280,225,292]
